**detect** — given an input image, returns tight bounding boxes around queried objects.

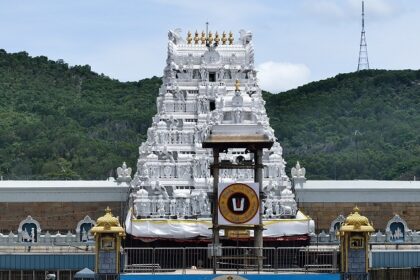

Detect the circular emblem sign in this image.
[219,183,259,224]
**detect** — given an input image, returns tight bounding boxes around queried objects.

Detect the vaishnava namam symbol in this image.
[232,198,244,212]
[219,183,259,224]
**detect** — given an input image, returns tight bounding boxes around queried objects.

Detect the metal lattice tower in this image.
[357,1,370,71]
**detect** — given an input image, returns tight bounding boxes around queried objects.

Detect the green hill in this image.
[0,50,160,179]
[265,70,420,180]
[0,50,418,180]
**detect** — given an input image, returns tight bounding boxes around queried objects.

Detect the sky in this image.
[0,0,419,93]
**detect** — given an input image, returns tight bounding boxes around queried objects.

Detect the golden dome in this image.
[340,206,374,232]
[96,206,120,229]
[345,206,370,227]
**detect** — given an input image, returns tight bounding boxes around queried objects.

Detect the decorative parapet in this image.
[0,215,96,247]
[370,230,386,243]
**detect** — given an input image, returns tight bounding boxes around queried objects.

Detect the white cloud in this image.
[256,61,311,93]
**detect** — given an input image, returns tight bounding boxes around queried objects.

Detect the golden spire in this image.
[222,31,227,45]
[201,31,206,45]
[235,79,240,91]
[353,206,360,213]
[194,31,199,45]
[215,32,220,45]
[187,31,192,44]
[208,31,214,45]
[228,31,234,45]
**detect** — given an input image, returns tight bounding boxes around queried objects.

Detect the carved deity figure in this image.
[157,195,166,216]
[274,199,280,216]
[198,97,208,113]
[170,198,177,216]
[200,157,208,177]
[291,161,306,178]
[81,228,88,242]
[176,198,185,218]
[184,198,191,217]
[117,162,132,181]
[198,192,210,215]
[218,68,225,80]
[192,156,200,177]
[200,68,207,81]
[22,228,32,242]
[234,108,242,123]
[264,196,273,217]
[194,127,202,143]
[191,196,199,215]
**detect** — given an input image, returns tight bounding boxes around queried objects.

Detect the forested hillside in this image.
[0,50,418,180]
[264,70,420,180]
[0,50,160,179]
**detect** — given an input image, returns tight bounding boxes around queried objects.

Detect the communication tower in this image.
[357,1,370,71]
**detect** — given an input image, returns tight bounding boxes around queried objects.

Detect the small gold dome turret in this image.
[208,31,213,45]
[340,206,374,232]
[187,31,192,44]
[91,206,125,236]
[194,31,199,45]
[345,206,369,228]
[215,32,220,45]
[228,31,234,45]
[96,206,120,229]
[222,32,227,45]
[201,31,206,45]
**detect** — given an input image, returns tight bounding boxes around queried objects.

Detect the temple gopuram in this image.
[124,29,314,245]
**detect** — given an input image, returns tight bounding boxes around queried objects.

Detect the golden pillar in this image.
[91,207,126,274]
[339,206,374,275]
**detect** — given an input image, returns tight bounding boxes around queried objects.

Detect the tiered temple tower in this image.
[126,29,310,240]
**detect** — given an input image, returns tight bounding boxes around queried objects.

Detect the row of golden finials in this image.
[186,31,234,45]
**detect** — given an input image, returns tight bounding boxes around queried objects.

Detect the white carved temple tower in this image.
[125,29,313,241]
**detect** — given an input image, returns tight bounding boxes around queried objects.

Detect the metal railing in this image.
[0,245,94,253]
[123,246,339,274]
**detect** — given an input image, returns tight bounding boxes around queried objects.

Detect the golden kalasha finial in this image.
[201,31,206,45]
[235,79,240,91]
[228,31,234,45]
[222,31,227,45]
[208,31,213,45]
[187,31,192,44]
[194,31,199,45]
[215,32,220,45]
